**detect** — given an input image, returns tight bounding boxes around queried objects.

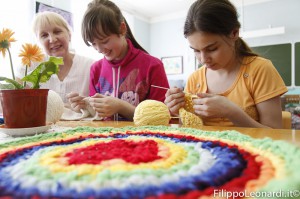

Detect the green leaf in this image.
[39,62,59,83]
[0,83,16,89]
[49,56,64,65]
[21,56,63,89]
[0,77,24,89]
[21,64,42,88]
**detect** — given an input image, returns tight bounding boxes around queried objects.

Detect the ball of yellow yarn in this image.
[134,100,171,126]
[46,90,64,124]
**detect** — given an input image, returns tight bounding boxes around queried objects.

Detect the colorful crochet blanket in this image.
[0,126,299,198]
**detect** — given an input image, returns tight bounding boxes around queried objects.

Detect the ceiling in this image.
[111,0,275,22]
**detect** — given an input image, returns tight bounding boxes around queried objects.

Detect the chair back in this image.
[282,111,291,129]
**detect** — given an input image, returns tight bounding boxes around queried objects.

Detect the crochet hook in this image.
[151,85,188,94]
[151,85,169,90]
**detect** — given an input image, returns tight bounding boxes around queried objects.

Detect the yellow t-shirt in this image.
[185,56,288,126]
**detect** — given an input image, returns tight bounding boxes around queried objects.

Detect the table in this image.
[56,121,300,147]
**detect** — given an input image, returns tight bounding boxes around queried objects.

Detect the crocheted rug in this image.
[0,126,299,198]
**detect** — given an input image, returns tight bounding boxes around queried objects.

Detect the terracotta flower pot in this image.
[0,89,49,128]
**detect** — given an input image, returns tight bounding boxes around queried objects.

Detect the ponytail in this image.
[124,19,148,53]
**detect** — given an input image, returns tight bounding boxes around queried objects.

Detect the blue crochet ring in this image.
[0,118,4,124]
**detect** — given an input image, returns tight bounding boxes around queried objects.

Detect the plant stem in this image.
[23,65,28,87]
[7,47,15,80]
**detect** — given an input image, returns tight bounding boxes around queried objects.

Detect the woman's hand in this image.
[66,92,86,113]
[164,87,185,116]
[89,94,122,118]
[194,93,283,128]
[193,93,236,118]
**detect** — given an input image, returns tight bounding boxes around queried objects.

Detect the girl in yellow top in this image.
[164,0,287,128]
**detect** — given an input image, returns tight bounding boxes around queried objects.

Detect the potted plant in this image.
[0,28,63,128]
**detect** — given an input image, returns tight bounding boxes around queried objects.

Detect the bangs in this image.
[33,12,70,35]
[33,15,47,35]
[82,14,109,46]
[82,6,121,46]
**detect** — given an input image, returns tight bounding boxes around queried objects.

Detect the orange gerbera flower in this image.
[0,27,62,88]
[0,28,16,58]
[19,43,45,66]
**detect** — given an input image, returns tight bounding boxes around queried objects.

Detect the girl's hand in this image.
[164,87,185,116]
[89,94,121,118]
[66,92,86,113]
[193,93,236,118]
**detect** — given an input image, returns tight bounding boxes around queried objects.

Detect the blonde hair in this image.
[32,11,71,36]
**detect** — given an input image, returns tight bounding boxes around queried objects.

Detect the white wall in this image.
[71,0,102,61]
[150,18,192,83]
[0,0,34,78]
[134,18,150,52]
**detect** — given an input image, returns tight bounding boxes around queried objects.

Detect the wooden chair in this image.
[282,111,292,129]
